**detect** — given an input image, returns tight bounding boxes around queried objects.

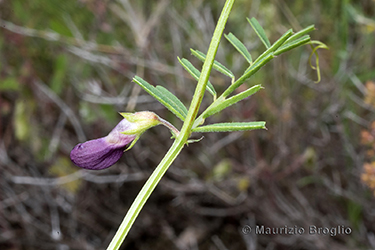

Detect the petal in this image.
[105,119,138,146]
[70,138,126,170]
[70,118,137,170]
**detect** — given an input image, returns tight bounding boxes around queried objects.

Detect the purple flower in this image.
[70,111,179,170]
[70,118,137,170]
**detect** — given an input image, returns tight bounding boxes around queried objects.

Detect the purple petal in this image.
[106,119,137,146]
[70,119,137,170]
[70,138,123,170]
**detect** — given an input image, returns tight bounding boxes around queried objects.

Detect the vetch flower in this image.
[70,111,177,170]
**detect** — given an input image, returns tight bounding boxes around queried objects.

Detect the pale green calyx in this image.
[119,111,180,150]
[120,112,161,134]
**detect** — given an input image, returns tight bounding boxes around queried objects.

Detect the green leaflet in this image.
[259,25,314,57]
[241,29,292,76]
[285,25,315,43]
[249,29,293,68]
[190,49,234,79]
[220,52,273,98]
[266,29,293,53]
[202,84,262,118]
[266,25,314,56]
[247,17,271,48]
[243,52,274,79]
[192,121,266,133]
[133,76,188,121]
[224,33,252,64]
[275,35,311,55]
[178,57,217,100]
[155,85,188,114]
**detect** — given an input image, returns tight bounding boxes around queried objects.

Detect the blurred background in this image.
[1,0,375,249]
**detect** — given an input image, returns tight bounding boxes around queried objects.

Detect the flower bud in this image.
[70,111,161,170]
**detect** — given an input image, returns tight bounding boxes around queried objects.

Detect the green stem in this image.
[106,139,184,250]
[106,0,235,249]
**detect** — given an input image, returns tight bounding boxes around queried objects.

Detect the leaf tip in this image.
[132,75,139,82]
